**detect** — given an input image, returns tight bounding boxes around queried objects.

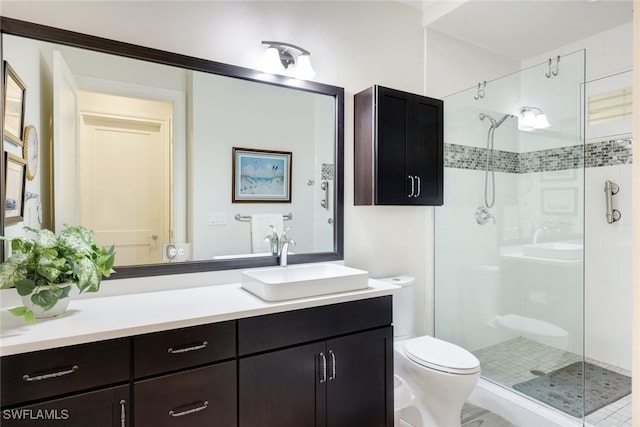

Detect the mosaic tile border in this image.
[444,137,632,173]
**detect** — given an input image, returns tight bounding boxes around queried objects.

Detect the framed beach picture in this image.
[232,147,292,203]
[4,152,27,224]
[3,61,27,147]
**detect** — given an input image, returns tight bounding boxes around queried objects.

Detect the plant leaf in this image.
[8,306,27,316]
[77,259,100,292]
[31,289,59,311]
[8,306,35,324]
[24,308,36,324]
[15,279,36,296]
[0,256,26,289]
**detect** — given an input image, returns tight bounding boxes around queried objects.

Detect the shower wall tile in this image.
[444,137,632,173]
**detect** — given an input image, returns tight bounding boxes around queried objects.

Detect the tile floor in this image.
[472,337,632,427]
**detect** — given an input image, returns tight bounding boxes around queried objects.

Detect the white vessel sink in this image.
[522,242,583,260]
[241,264,369,301]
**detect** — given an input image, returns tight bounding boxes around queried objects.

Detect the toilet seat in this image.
[402,335,480,375]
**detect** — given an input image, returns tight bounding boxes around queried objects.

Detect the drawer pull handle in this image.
[319,352,327,383]
[328,350,336,381]
[167,341,208,354]
[22,365,79,382]
[120,400,126,427]
[168,400,209,417]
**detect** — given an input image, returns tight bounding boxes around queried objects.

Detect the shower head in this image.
[479,112,513,129]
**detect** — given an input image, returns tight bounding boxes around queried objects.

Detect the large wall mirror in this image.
[0,18,344,279]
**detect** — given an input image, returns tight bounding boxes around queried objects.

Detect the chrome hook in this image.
[473,81,486,100]
[545,55,560,78]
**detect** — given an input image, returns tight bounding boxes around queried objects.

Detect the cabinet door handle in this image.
[167,341,208,354]
[415,175,421,197]
[319,352,327,383]
[408,175,415,197]
[328,350,336,381]
[120,400,126,427]
[168,400,209,417]
[22,365,79,382]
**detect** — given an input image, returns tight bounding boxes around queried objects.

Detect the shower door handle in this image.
[415,176,421,197]
[408,175,415,197]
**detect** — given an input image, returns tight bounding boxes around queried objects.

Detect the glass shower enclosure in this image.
[435,51,589,421]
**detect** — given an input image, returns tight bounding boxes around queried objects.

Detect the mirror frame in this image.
[0,17,344,279]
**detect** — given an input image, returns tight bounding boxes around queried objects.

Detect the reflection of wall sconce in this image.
[261,41,316,80]
[518,106,550,131]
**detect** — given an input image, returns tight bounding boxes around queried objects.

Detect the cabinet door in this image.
[135,361,236,427]
[408,95,443,205]
[326,327,393,427]
[1,385,129,427]
[239,341,326,427]
[375,86,411,205]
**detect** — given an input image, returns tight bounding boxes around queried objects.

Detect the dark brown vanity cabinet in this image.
[0,296,393,427]
[355,85,443,206]
[237,296,394,427]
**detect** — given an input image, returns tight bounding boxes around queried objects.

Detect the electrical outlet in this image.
[162,243,191,262]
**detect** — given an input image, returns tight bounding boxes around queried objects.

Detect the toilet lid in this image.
[403,335,480,375]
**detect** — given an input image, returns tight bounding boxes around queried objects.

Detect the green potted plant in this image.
[0,225,115,323]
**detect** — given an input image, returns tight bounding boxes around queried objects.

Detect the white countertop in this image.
[0,279,398,357]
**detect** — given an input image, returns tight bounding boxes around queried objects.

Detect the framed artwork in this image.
[3,61,27,146]
[541,187,577,215]
[232,147,292,203]
[4,152,27,225]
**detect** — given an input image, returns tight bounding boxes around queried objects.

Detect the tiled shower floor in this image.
[472,337,632,426]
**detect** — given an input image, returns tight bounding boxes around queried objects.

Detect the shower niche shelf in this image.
[354,85,443,206]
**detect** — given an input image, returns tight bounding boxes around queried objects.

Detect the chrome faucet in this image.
[264,225,279,255]
[278,227,296,267]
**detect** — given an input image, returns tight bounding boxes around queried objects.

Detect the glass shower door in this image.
[435,51,586,420]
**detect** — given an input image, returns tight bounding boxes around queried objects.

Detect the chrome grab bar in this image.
[604,180,621,224]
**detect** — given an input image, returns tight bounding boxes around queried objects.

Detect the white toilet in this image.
[383,276,481,427]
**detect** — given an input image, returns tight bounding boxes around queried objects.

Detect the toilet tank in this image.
[379,276,415,339]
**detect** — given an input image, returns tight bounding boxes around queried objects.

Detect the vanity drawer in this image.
[134,361,237,427]
[134,321,236,378]
[0,338,130,407]
[1,385,130,427]
[238,296,392,355]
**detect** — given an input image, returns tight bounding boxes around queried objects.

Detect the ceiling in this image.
[423,0,633,61]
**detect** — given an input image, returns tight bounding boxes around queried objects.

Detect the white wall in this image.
[2,34,50,240]
[190,72,321,257]
[1,1,429,331]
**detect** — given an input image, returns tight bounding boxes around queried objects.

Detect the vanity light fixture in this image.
[518,106,550,131]
[261,41,316,80]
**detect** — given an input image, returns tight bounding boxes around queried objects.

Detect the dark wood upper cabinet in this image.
[355,85,443,206]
